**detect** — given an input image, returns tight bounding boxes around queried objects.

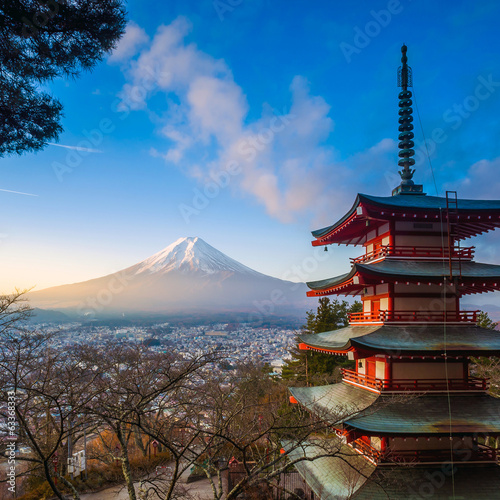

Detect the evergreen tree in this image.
[472,310,500,396]
[476,310,498,330]
[0,1,126,156]
[282,298,362,386]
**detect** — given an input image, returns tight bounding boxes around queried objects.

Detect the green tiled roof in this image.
[289,383,378,425]
[346,393,500,435]
[284,438,375,500]
[290,384,500,435]
[355,464,500,499]
[312,193,500,238]
[285,437,500,499]
[307,260,500,291]
[362,193,500,211]
[298,324,500,355]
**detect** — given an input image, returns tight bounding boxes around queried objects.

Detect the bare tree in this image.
[78,342,217,500]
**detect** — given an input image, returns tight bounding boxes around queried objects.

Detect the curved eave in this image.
[312,194,362,239]
[307,260,500,296]
[285,439,375,500]
[312,193,500,246]
[345,393,500,435]
[289,382,378,426]
[298,324,500,356]
[306,268,363,297]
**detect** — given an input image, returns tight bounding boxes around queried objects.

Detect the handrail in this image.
[341,368,489,392]
[351,245,475,264]
[348,310,479,324]
[384,446,496,463]
[350,438,382,461]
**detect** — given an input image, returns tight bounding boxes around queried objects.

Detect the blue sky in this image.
[3,0,500,305]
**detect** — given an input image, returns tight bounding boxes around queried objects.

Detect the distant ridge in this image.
[29,237,310,320]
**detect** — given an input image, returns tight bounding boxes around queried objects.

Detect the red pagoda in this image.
[288,45,500,498]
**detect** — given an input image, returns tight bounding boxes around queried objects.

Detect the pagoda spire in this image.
[392,44,424,195]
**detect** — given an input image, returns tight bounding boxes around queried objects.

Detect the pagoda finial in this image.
[393,45,424,195]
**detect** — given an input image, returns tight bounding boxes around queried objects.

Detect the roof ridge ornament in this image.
[392,44,425,196]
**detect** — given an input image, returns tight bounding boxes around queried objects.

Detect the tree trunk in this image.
[117,424,137,500]
[58,473,81,500]
[133,425,147,457]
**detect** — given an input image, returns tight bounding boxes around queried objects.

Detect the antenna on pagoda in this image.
[392,44,424,196]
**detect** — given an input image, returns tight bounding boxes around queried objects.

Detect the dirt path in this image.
[80,476,218,499]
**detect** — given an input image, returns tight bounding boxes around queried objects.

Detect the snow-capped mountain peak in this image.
[132,237,262,276]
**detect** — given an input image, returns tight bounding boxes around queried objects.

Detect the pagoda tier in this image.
[312,193,500,246]
[296,324,500,357]
[287,440,500,499]
[290,383,500,435]
[290,383,500,464]
[307,260,500,298]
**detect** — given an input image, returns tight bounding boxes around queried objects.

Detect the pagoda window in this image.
[392,360,463,380]
[394,234,443,247]
[395,221,439,232]
[375,360,385,379]
[393,295,457,312]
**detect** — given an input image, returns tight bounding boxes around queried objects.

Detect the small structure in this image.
[289,45,500,498]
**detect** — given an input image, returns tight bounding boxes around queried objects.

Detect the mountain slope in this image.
[28,237,309,318]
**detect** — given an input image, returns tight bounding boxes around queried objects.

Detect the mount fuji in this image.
[29,237,310,320]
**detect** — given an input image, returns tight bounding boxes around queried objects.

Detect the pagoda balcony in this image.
[348,309,479,325]
[350,245,475,264]
[349,439,496,464]
[341,368,489,393]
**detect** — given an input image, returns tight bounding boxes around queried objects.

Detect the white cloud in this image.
[448,156,500,198]
[115,17,397,224]
[108,22,149,63]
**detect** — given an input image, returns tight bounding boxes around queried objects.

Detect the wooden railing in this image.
[350,438,382,462]
[341,368,489,392]
[349,440,496,464]
[384,446,497,464]
[351,245,475,264]
[348,310,479,324]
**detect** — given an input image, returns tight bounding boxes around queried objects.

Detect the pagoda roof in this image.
[287,438,500,499]
[307,260,500,296]
[298,324,500,356]
[348,393,500,435]
[290,383,500,435]
[354,464,500,499]
[289,383,378,426]
[284,439,375,500]
[312,193,500,245]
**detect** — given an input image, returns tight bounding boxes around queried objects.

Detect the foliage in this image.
[281,298,362,385]
[0,0,126,156]
[476,310,499,330]
[471,311,500,396]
